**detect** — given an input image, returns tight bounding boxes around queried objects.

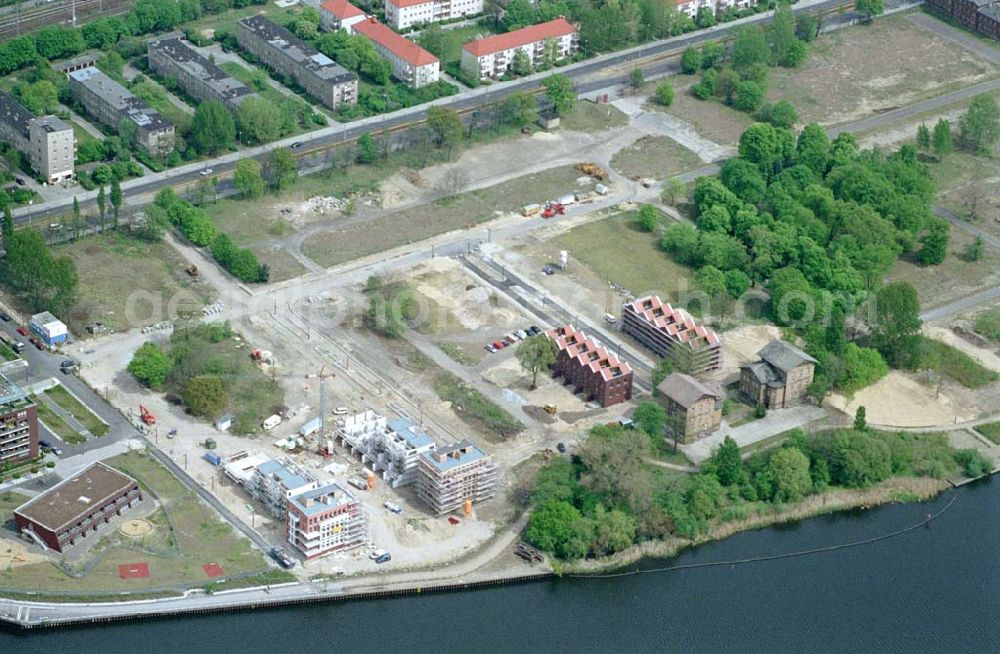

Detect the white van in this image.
[262,414,281,430]
[604,313,617,324]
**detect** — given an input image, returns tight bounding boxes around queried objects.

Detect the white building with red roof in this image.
[460,17,578,81]
[319,0,367,32]
[353,17,440,88]
[385,0,483,31]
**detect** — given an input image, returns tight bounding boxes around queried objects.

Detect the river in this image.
[2,477,999,653]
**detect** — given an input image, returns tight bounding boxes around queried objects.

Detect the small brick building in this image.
[14,462,142,553]
[739,340,817,410]
[657,372,724,443]
[1,373,38,467]
[545,325,633,407]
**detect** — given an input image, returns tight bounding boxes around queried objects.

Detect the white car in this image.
[200,168,213,176]
[332,407,349,415]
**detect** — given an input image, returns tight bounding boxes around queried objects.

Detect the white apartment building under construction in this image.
[338,411,438,487]
[417,440,498,516]
[246,458,319,519]
[286,482,366,559]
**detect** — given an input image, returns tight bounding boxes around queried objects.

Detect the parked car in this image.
[29,337,44,350]
[39,440,63,456]
[332,407,350,415]
[0,313,10,321]
[200,168,213,176]
[604,313,617,324]
[60,359,78,369]
[492,341,505,350]
[348,477,368,491]
[484,344,497,353]
[16,326,28,336]
[290,142,303,149]
[515,329,528,339]
[12,342,25,353]
[557,442,567,453]
[542,265,555,275]
[384,501,402,514]
[375,552,392,564]
[528,326,541,336]
[14,177,25,186]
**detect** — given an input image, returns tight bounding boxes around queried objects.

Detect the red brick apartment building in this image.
[14,462,142,552]
[545,325,633,407]
[1,373,38,467]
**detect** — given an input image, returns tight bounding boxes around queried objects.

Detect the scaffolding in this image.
[417,440,499,516]
[338,411,437,487]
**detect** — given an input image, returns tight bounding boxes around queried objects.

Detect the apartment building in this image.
[338,411,438,488]
[657,372,724,443]
[460,17,578,80]
[0,373,38,467]
[286,482,366,559]
[68,67,175,156]
[319,0,367,32]
[385,0,483,31]
[0,91,75,185]
[544,324,634,408]
[148,36,257,111]
[247,458,319,519]
[352,17,440,88]
[740,340,817,409]
[236,16,358,110]
[417,440,498,516]
[14,463,142,553]
[621,295,722,374]
[927,0,1000,39]
[675,0,757,19]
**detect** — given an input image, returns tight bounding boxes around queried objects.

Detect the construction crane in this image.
[305,366,335,439]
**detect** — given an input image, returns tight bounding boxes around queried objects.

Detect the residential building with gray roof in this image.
[147,36,257,111]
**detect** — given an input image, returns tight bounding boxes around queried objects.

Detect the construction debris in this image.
[575,162,607,180]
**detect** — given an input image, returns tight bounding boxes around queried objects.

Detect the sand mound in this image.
[119,519,154,538]
[826,371,966,428]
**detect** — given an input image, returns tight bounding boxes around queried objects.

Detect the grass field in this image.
[975,421,1000,444]
[68,120,100,146]
[646,78,752,146]
[45,384,109,437]
[922,338,999,388]
[0,450,279,595]
[421,24,498,66]
[436,341,477,366]
[610,135,703,180]
[185,2,292,36]
[432,371,524,442]
[0,491,25,525]
[0,344,17,362]
[302,165,585,268]
[767,12,1000,125]
[130,79,193,133]
[887,228,1000,308]
[32,397,85,444]
[56,232,214,335]
[201,196,305,283]
[559,101,629,133]
[546,210,693,302]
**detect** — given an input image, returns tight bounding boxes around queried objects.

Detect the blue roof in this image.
[257,459,310,490]
[289,483,354,516]
[421,440,486,472]
[388,418,435,449]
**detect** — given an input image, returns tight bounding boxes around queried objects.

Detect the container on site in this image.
[203,451,223,466]
[263,414,281,430]
[299,417,321,437]
[557,194,576,206]
[205,438,217,450]
[521,203,541,217]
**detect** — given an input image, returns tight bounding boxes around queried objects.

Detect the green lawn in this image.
[432,371,524,442]
[45,384,110,437]
[923,338,999,388]
[0,344,17,361]
[975,421,1000,445]
[129,79,193,133]
[610,135,703,179]
[559,101,629,133]
[33,396,86,444]
[69,120,100,146]
[421,25,499,66]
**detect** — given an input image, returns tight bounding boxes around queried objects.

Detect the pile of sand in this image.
[719,324,783,376]
[826,371,968,428]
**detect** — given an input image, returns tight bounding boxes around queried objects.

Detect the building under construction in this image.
[621,295,722,374]
[286,482,366,559]
[338,411,438,487]
[417,440,498,516]
[246,458,318,519]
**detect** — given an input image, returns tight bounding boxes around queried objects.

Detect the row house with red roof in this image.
[318,0,368,32]
[385,0,483,31]
[460,17,578,81]
[621,295,722,374]
[544,325,634,408]
[352,17,441,87]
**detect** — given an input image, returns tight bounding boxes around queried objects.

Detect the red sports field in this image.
[118,563,150,579]
[203,563,224,578]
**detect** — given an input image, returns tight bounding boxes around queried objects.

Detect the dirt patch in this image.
[767,13,1000,126]
[826,371,973,427]
[645,78,753,146]
[119,519,155,539]
[610,135,703,180]
[408,258,520,333]
[0,539,43,567]
[717,325,783,379]
[887,229,1000,309]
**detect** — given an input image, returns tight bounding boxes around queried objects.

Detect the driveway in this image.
[680,404,828,464]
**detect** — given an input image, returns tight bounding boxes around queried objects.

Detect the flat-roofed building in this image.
[544,324,634,407]
[461,17,578,81]
[148,36,258,111]
[29,311,68,348]
[338,411,437,487]
[0,91,75,184]
[236,16,358,110]
[385,0,483,31]
[247,458,319,519]
[286,482,366,559]
[319,0,367,32]
[0,372,38,467]
[621,295,722,374]
[417,440,498,516]
[14,463,142,552]
[68,67,175,156]
[353,17,440,88]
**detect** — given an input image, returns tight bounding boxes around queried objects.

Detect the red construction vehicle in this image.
[541,202,565,219]
[140,405,156,426]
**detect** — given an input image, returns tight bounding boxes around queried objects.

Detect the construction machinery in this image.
[543,404,557,415]
[251,348,276,367]
[139,405,156,426]
[575,162,607,181]
[305,367,335,448]
[541,202,565,219]
[185,264,199,277]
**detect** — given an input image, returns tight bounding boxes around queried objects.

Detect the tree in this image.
[963,236,985,262]
[915,123,931,154]
[1,204,12,243]
[758,101,798,129]
[2,229,78,315]
[511,49,533,77]
[262,149,297,193]
[733,81,765,113]
[840,344,889,393]
[356,133,378,164]
[768,5,799,67]
[701,42,725,69]
[797,123,830,175]
[127,342,171,389]
[15,80,59,115]
[96,185,107,229]
[190,101,235,155]
[856,0,885,22]
[661,178,685,205]
[724,269,751,298]
[542,74,576,116]
[515,335,557,389]
[426,106,463,149]
[830,430,892,487]
[629,67,644,90]
[916,218,949,266]
[633,401,666,440]
[681,47,702,74]
[501,91,538,128]
[592,507,636,555]
[959,94,1000,154]
[767,447,812,502]
[731,26,769,74]
[709,436,742,486]
[853,406,867,431]
[183,376,228,418]
[695,6,716,28]
[636,204,659,231]
[932,118,953,158]
[655,81,675,107]
[871,281,922,369]
[769,266,815,324]
[236,97,283,145]
[233,159,264,199]
[826,302,847,356]
[525,500,584,558]
[110,179,123,228]
[651,357,674,394]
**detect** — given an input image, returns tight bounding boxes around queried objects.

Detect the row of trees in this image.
[0,222,78,317]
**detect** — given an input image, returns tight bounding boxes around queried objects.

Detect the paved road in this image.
[920,286,1000,323]
[908,12,1000,66]
[932,205,1000,249]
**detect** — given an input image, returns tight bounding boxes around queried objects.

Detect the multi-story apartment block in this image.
[740,340,817,410]
[461,17,578,80]
[352,17,440,88]
[621,295,722,374]
[0,373,38,467]
[545,324,634,408]
[236,16,358,110]
[417,440,498,516]
[319,0,367,32]
[338,411,438,487]
[286,482,366,559]
[0,91,75,184]
[14,463,142,553]
[148,37,257,111]
[67,67,175,156]
[657,372,724,443]
[385,0,483,31]
[247,458,319,519]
